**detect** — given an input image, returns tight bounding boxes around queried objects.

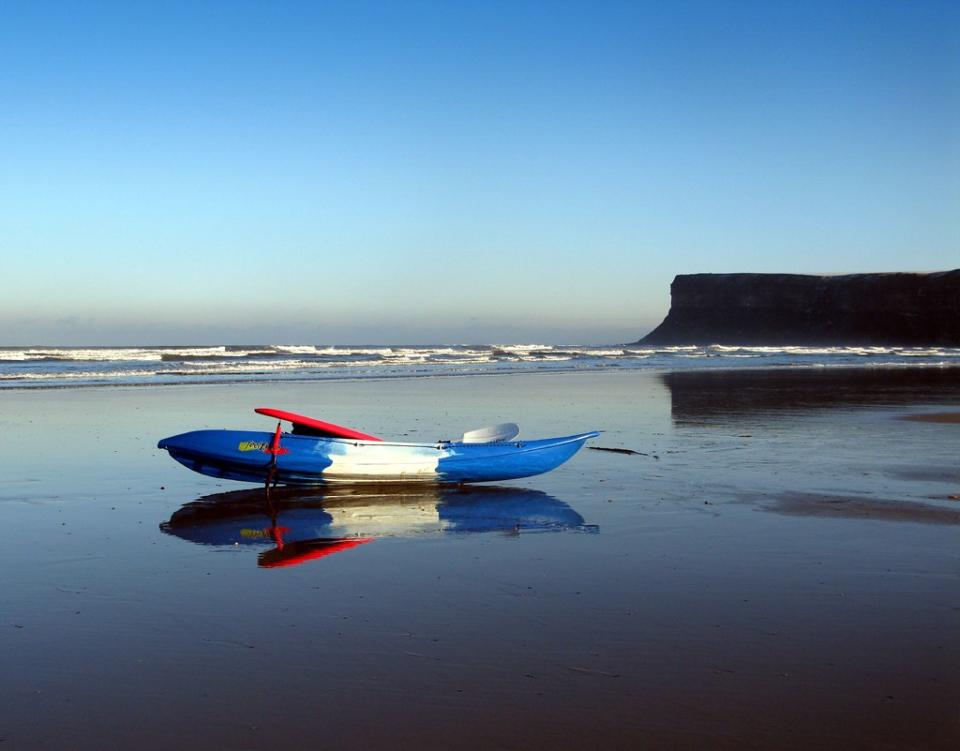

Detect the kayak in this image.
[158,407,599,485]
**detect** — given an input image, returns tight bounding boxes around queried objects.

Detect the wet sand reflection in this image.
[662,367,960,423]
[161,484,596,567]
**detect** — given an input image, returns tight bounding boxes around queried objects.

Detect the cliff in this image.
[638,270,960,346]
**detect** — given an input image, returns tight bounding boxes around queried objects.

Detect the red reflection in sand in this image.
[258,535,374,569]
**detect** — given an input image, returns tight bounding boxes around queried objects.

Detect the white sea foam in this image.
[273,345,396,356]
[0,348,165,361]
[1,343,958,389]
[0,346,262,361]
[0,369,160,380]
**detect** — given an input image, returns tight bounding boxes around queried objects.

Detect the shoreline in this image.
[2,359,960,393]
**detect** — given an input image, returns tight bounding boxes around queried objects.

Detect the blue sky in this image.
[1,0,957,345]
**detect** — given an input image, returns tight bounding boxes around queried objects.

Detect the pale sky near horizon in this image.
[1,0,957,345]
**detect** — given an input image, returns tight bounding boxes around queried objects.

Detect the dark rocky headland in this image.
[639,270,960,345]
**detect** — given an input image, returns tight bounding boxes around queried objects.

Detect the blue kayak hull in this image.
[158,430,599,485]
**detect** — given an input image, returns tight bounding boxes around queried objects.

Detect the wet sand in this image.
[762,493,960,524]
[901,412,960,423]
[1,368,958,750]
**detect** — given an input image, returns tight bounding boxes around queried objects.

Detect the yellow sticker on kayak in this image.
[238,441,268,452]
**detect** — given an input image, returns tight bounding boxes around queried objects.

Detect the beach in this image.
[1,367,958,750]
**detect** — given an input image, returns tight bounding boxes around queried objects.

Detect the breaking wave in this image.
[1,344,958,389]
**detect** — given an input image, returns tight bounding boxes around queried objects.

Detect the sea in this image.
[1,343,958,389]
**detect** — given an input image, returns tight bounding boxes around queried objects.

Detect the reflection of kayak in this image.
[158,408,599,485]
[160,484,595,548]
[160,485,595,569]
